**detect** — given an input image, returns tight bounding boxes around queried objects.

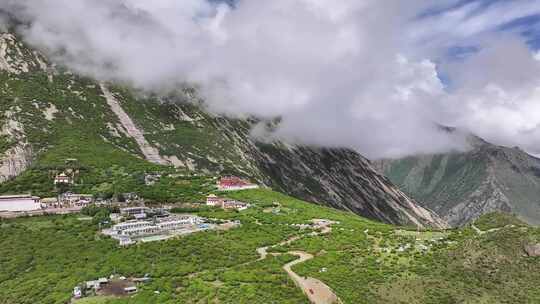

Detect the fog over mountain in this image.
[1,0,539,158]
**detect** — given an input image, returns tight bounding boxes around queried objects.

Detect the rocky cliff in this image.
[0,30,445,228]
[375,135,540,226]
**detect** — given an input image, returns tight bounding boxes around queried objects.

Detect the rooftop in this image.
[0,194,38,200]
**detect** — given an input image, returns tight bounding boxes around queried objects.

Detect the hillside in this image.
[375,135,540,226]
[1,190,539,304]
[0,30,443,228]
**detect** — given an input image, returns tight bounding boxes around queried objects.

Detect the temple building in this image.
[217,176,259,191]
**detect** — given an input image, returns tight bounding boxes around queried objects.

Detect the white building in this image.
[122,225,160,236]
[206,195,249,211]
[0,195,41,212]
[106,215,207,245]
[59,192,93,206]
[120,207,150,216]
[157,216,202,230]
[112,220,154,233]
[54,172,73,185]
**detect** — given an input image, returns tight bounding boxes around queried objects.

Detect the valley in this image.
[1,190,540,304]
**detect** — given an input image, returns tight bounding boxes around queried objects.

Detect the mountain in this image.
[0,30,444,228]
[375,134,540,226]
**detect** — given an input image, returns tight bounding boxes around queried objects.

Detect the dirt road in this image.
[283,251,340,304]
[255,219,342,304]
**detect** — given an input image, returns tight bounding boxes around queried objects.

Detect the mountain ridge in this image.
[0,30,445,228]
[375,132,540,226]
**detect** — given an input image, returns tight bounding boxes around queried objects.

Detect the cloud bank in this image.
[1,0,540,158]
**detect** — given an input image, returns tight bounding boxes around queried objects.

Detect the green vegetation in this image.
[0,194,306,304]
[474,212,527,231]
[383,152,488,215]
[1,189,539,304]
[380,141,540,226]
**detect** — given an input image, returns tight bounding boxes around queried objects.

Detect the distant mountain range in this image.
[375,134,540,226]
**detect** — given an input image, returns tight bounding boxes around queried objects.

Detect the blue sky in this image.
[503,14,540,49]
[424,0,540,50]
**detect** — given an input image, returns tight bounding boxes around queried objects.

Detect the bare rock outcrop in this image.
[0,111,33,182]
[0,145,33,182]
[524,243,540,257]
[100,84,169,166]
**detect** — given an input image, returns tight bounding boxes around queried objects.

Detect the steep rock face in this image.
[0,109,33,182]
[0,33,48,74]
[0,30,445,228]
[251,145,445,227]
[375,137,540,226]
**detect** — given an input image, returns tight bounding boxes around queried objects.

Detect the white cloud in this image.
[1,0,540,158]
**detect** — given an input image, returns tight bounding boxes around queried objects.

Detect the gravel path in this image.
[255,220,342,304]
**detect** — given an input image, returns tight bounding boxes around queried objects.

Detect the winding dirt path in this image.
[256,220,342,304]
[284,251,340,304]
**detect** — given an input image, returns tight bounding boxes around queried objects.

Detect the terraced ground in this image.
[1,190,539,304]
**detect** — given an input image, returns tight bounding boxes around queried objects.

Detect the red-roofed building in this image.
[217,176,259,191]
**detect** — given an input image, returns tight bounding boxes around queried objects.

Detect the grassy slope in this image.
[0,70,222,202]
[474,212,528,231]
[0,69,263,200]
[1,190,539,304]
[381,144,540,226]
[382,152,488,215]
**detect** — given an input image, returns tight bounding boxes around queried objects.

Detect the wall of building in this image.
[0,199,41,212]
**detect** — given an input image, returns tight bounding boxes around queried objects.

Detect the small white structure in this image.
[73,286,82,299]
[206,195,249,211]
[110,213,123,223]
[54,172,73,185]
[124,286,138,294]
[134,213,147,220]
[0,195,41,212]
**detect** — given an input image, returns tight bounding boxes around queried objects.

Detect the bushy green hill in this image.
[375,136,540,226]
[0,190,538,304]
[0,30,443,228]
